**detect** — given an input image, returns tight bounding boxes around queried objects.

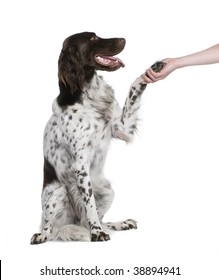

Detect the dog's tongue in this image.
[96,55,125,67]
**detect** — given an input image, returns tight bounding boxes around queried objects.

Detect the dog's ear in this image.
[58,46,85,94]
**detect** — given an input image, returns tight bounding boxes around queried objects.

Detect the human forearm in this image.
[144,43,219,83]
[176,44,219,68]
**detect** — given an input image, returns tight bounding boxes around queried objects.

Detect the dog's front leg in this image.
[72,158,110,241]
[112,76,147,142]
[60,113,110,241]
[112,61,166,142]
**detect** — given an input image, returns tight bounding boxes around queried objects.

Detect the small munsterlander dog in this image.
[31,32,165,244]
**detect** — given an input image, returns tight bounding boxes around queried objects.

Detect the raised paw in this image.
[106,219,137,231]
[151,61,166,73]
[91,231,110,242]
[30,233,48,245]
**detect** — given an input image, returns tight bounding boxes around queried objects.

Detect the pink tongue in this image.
[97,55,125,67]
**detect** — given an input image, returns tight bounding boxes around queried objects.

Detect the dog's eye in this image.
[90,35,99,41]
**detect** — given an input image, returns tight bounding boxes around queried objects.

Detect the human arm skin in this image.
[144,44,219,83]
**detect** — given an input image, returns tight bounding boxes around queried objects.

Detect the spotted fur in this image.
[31,32,164,244]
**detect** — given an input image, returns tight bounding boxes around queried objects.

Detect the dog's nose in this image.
[120,38,126,45]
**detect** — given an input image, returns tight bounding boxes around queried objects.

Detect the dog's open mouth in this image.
[95,55,125,68]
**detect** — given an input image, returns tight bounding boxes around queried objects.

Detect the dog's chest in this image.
[44,100,113,177]
[44,75,116,179]
[61,104,112,151]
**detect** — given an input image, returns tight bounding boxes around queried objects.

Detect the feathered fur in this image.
[31,32,164,244]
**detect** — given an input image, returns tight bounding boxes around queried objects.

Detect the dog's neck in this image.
[55,72,114,119]
[57,80,82,108]
[82,73,115,122]
[57,67,96,108]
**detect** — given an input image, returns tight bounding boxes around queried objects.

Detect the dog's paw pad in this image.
[91,231,110,242]
[151,61,166,73]
[30,233,48,245]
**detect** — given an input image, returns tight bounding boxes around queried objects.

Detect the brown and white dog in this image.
[31,32,165,244]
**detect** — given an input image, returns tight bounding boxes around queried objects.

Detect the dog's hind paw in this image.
[124,219,137,230]
[106,219,137,231]
[30,233,48,245]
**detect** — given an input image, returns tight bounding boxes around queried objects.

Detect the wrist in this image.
[174,57,185,69]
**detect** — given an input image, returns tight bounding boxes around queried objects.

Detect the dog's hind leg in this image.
[103,219,137,231]
[92,178,137,232]
[92,177,115,222]
[30,182,90,244]
[31,182,70,244]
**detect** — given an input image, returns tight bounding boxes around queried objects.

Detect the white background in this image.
[1,0,219,279]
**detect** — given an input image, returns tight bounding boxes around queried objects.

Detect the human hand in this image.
[144,58,178,83]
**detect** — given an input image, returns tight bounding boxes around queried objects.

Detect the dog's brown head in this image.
[57,32,126,107]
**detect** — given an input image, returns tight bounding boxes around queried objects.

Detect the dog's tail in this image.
[52,224,91,242]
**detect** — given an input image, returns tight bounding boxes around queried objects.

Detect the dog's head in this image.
[58,32,126,97]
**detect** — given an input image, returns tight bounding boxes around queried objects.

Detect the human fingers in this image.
[143,70,154,83]
[143,68,161,83]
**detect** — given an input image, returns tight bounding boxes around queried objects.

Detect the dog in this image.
[31,32,165,244]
